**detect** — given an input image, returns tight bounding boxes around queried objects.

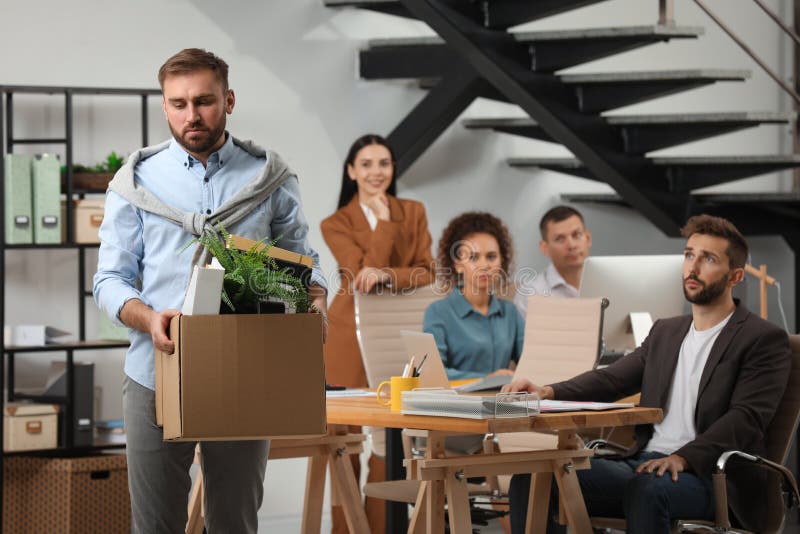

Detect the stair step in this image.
[561,192,800,234]
[562,191,800,205]
[420,69,751,111]
[563,69,752,112]
[361,25,703,79]
[464,112,792,153]
[325,0,615,29]
[509,155,800,191]
[323,0,414,19]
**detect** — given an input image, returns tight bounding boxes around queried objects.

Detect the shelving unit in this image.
[0,85,161,525]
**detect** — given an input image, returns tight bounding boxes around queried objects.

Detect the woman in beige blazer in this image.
[321,134,435,533]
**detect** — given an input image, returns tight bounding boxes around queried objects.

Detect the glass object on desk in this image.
[495,392,539,418]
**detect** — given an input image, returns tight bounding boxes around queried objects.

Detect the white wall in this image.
[0,0,795,529]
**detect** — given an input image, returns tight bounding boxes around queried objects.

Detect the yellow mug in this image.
[376,376,419,412]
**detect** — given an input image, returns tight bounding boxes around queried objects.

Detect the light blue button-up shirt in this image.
[94,134,327,390]
[423,289,525,379]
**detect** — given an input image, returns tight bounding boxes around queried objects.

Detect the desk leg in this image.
[330,445,371,534]
[186,467,205,534]
[301,455,328,534]
[525,472,551,534]
[426,432,446,534]
[552,459,592,534]
[408,481,428,534]
[386,427,409,533]
[445,473,471,534]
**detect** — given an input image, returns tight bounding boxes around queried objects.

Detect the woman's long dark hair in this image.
[337,134,397,209]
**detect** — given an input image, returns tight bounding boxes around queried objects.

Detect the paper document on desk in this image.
[401,390,539,419]
[325,389,374,398]
[539,400,634,412]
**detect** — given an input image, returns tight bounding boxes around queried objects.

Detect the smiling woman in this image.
[320,134,435,533]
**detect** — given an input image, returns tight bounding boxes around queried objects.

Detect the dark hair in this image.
[681,214,748,269]
[539,205,585,240]
[337,134,397,208]
[158,48,230,91]
[437,212,514,287]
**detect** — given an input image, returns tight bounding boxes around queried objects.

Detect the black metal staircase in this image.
[325,0,800,318]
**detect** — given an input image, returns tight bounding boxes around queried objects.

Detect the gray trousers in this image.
[123,376,269,534]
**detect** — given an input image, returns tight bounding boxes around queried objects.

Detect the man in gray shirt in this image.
[514,206,592,317]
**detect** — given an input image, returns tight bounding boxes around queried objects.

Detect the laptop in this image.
[399,330,450,389]
[398,330,512,392]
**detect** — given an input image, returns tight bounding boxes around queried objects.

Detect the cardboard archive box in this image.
[3,454,130,534]
[31,154,62,244]
[60,198,105,244]
[155,313,326,441]
[74,198,104,243]
[3,403,58,452]
[3,154,33,244]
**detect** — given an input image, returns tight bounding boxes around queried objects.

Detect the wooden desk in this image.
[185,429,369,534]
[327,396,662,534]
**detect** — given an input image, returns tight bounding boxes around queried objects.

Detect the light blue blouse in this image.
[423,289,525,379]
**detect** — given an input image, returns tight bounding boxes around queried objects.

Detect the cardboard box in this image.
[74,198,104,243]
[155,313,326,441]
[3,403,59,452]
[3,454,130,534]
[60,198,105,243]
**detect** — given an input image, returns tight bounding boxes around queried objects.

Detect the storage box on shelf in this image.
[3,403,58,452]
[60,198,105,244]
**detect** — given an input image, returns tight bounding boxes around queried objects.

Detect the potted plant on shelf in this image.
[192,225,314,315]
[61,151,125,191]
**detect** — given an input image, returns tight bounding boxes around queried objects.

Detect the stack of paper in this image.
[401,390,539,420]
[539,400,634,412]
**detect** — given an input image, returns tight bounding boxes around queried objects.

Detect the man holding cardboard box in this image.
[94,48,328,534]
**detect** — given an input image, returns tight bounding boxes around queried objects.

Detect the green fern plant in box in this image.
[191,225,311,314]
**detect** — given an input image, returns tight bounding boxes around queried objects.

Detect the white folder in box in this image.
[182,258,225,315]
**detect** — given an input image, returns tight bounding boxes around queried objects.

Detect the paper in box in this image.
[155,313,326,440]
[181,259,225,315]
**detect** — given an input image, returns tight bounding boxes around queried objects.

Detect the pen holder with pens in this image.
[377,376,420,411]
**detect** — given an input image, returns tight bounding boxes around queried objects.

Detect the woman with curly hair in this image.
[423,211,525,379]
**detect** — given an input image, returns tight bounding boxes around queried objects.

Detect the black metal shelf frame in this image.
[0,84,160,528]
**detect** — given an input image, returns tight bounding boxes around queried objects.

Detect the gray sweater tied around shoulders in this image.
[107,136,293,268]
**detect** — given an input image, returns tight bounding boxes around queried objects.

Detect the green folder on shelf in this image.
[32,154,62,244]
[3,154,33,244]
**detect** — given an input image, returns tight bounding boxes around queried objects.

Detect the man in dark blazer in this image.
[504,214,791,534]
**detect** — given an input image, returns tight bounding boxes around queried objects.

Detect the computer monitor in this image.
[579,255,687,353]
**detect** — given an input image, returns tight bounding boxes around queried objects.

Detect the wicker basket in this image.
[3,454,130,534]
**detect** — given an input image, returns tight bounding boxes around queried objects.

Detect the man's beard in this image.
[169,116,226,156]
[683,271,730,305]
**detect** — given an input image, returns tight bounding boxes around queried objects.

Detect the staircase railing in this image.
[660,0,800,190]
[690,0,800,104]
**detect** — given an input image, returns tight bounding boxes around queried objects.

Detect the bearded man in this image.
[504,214,791,534]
